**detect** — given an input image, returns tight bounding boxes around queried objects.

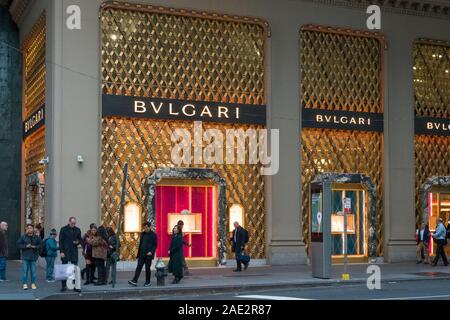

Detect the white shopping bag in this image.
[54,263,75,281]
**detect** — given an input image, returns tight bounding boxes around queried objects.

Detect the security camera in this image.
[77,155,84,163]
[39,157,49,165]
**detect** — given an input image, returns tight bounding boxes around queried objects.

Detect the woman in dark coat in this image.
[168,225,184,284]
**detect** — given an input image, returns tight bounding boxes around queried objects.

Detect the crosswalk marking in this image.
[237,295,312,300]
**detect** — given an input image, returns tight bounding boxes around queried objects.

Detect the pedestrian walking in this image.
[177,220,192,276]
[59,217,82,292]
[0,221,9,282]
[81,223,96,285]
[17,224,42,290]
[105,227,120,284]
[416,222,430,264]
[432,217,448,266]
[230,221,249,272]
[35,223,44,240]
[87,225,108,286]
[128,222,157,287]
[44,229,58,282]
[168,225,184,284]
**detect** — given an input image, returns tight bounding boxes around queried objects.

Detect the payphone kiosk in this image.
[310,182,332,279]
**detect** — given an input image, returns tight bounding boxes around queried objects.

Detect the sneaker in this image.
[128,280,137,287]
[48,279,56,283]
[23,284,28,290]
[143,282,151,287]
[244,263,249,270]
[31,284,37,290]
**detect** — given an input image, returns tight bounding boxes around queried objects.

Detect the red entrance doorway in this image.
[155,181,217,264]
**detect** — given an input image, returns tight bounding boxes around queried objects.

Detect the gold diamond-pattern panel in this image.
[301,129,384,256]
[415,135,450,225]
[300,29,382,113]
[23,13,46,119]
[101,6,266,104]
[24,128,45,175]
[413,41,450,118]
[101,118,266,261]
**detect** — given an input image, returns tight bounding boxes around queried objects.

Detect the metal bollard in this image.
[154,258,168,286]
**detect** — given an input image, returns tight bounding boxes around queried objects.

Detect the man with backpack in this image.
[40,229,58,282]
[231,221,249,272]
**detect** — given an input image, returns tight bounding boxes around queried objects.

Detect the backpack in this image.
[243,228,249,244]
[39,238,49,257]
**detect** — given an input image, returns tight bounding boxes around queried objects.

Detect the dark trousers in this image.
[433,239,449,265]
[94,258,106,284]
[132,256,153,284]
[61,259,77,289]
[235,247,247,270]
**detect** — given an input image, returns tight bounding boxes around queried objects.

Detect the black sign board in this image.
[415,116,450,137]
[23,105,45,139]
[302,108,383,132]
[102,94,266,125]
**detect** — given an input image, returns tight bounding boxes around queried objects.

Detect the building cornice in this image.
[9,0,35,25]
[302,0,450,19]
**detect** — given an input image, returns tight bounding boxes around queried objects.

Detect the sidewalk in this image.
[1,260,450,300]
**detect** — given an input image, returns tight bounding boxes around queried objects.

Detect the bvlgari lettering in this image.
[102,94,266,125]
[427,122,450,131]
[316,114,372,126]
[302,108,383,132]
[23,106,45,139]
[132,100,239,120]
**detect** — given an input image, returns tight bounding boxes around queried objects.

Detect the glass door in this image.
[428,191,450,256]
[331,185,367,259]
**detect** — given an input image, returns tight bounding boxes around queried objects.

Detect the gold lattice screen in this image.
[413,41,450,118]
[415,135,450,224]
[300,26,384,256]
[100,3,267,261]
[23,13,46,175]
[414,41,450,224]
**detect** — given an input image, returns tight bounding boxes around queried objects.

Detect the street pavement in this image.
[159,279,450,300]
[1,260,450,300]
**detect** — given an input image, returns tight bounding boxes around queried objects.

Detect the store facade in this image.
[4,0,449,265]
[413,39,450,256]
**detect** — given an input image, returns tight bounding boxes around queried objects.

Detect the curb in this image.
[43,275,450,300]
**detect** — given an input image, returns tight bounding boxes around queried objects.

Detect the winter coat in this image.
[17,234,42,261]
[107,234,120,258]
[82,232,93,259]
[59,225,82,263]
[0,230,8,258]
[231,226,248,254]
[88,235,108,260]
[168,233,184,278]
[45,237,58,258]
[137,231,157,259]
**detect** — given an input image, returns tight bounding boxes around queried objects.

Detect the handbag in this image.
[54,263,75,281]
[110,251,120,263]
[239,249,251,264]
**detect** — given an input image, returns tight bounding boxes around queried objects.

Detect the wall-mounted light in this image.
[77,155,84,164]
[39,156,50,165]
[124,202,141,233]
[229,204,244,232]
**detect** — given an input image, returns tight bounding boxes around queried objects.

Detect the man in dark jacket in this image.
[416,222,430,264]
[17,224,42,290]
[59,217,82,291]
[128,222,157,287]
[0,221,8,281]
[231,222,249,272]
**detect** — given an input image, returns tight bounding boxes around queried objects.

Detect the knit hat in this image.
[50,228,57,235]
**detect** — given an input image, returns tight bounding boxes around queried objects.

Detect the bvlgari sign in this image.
[102,94,266,125]
[302,108,383,132]
[415,116,450,137]
[23,105,45,139]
